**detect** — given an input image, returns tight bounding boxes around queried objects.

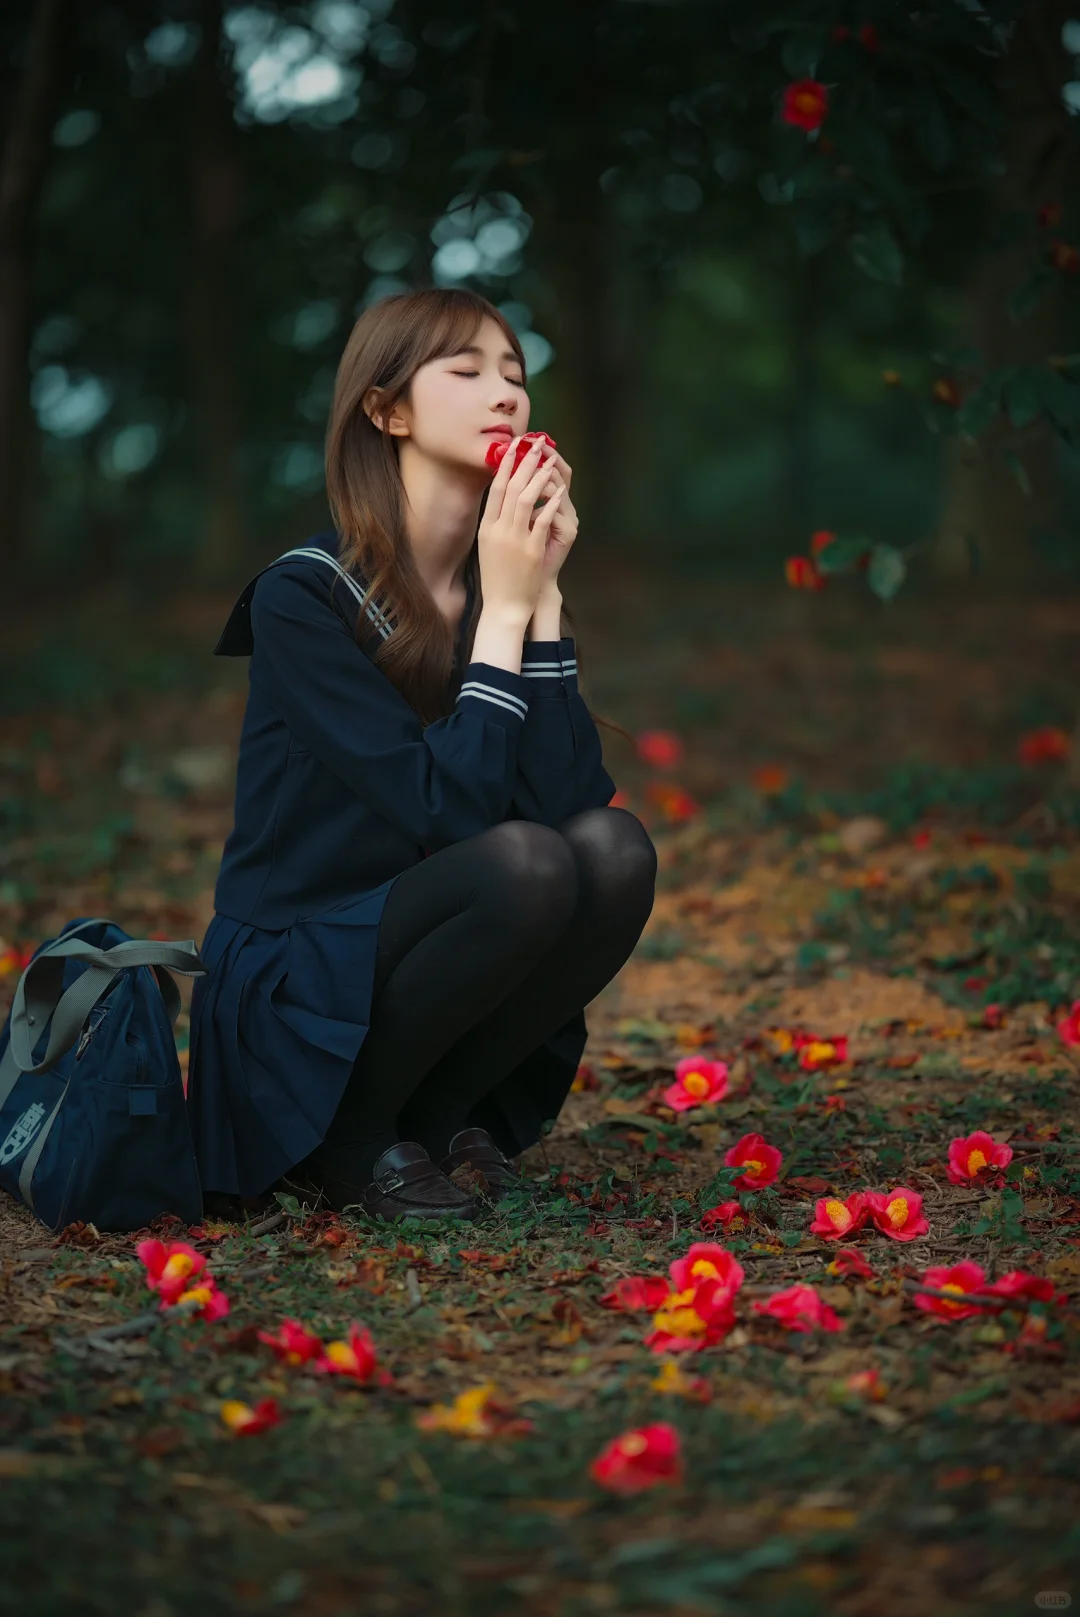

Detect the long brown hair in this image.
[324,286,634,748]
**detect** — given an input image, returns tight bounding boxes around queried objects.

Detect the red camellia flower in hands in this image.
[668,1242,745,1296]
[599,1275,672,1313]
[136,1239,207,1304]
[913,1260,992,1320]
[752,1282,844,1333]
[781,78,829,131]
[662,1056,729,1112]
[724,1132,783,1191]
[589,1423,683,1494]
[636,729,684,768]
[315,1324,392,1385]
[1058,1002,1080,1046]
[864,1186,930,1241]
[827,1246,876,1280]
[785,555,825,590]
[699,1200,746,1233]
[220,1397,284,1436]
[483,428,556,473]
[1018,725,1069,765]
[257,1318,324,1366]
[645,1277,739,1354]
[946,1130,1013,1187]
[796,1034,848,1070]
[810,1192,869,1241]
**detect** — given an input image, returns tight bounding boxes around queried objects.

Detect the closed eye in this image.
[452,370,525,387]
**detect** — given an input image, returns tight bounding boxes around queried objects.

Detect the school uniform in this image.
[187,531,619,1197]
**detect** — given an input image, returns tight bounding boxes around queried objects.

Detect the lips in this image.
[482,427,513,437]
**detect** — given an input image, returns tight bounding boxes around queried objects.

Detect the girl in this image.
[188,287,657,1223]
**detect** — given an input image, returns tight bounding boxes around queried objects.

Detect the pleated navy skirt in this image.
[186,879,588,1198]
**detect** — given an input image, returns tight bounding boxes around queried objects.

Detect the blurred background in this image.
[1,0,1080,951]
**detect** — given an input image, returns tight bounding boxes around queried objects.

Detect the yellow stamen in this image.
[161,1252,196,1282]
[619,1433,649,1457]
[682,1072,711,1098]
[966,1149,987,1174]
[886,1198,908,1228]
[690,1259,721,1281]
[825,1199,851,1229]
[324,1340,358,1370]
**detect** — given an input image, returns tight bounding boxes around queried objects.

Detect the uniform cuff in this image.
[520,640,567,696]
[559,636,578,693]
[456,660,533,728]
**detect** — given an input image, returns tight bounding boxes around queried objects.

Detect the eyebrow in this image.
[451,344,521,364]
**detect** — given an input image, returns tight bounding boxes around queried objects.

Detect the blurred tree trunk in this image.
[0,0,71,592]
[187,0,247,584]
[936,0,1077,580]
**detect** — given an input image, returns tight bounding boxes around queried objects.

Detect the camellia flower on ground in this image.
[985,1270,1058,1306]
[645,1277,739,1354]
[913,1261,994,1320]
[257,1318,324,1366]
[827,1247,876,1280]
[662,1056,729,1112]
[785,555,825,590]
[135,1239,207,1304]
[796,1035,849,1070]
[589,1423,683,1493]
[651,1360,712,1403]
[1057,1001,1080,1047]
[1018,725,1069,765]
[699,1200,746,1233]
[810,1192,868,1241]
[781,78,829,131]
[220,1398,284,1436]
[946,1130,1013,1187]
[725,1132,783,1191]
[751,1283,844,1333]
[864,1186,930,1242]
[315,1324,391,1385]
[416,1383,533,1439]
[599,1275,672,1312]
[636,729,683,769]
[845,1368,886,1401]
[668,1242,745,1296]
[175,1279,230,1322]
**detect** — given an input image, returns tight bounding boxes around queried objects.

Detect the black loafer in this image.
[438,1127,530,1204]
[356,1141,482,1223]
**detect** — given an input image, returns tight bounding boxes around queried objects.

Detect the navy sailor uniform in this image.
[187,530,618,1195]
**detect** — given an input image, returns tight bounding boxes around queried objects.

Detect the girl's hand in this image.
[534,448,578,584]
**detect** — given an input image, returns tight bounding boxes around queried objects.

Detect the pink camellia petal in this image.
[864,1186,930,1241]
[589,1423,683,1493]
[946,1130,1013,1186]
[809,1193,868,1240]
[751,1283,844,1333]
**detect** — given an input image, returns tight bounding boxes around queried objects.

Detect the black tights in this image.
[309,806,657,1198]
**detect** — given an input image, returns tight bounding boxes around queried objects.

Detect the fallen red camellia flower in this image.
[699,1200,745,1233]
[1018,725,1070,765]
[864,1186,930,1241]
[257,1318,324,1366]
[796,1034,848,1070]
[913,1260,994,1321]
[484,428,556,473]
[662,1056,729,1112]
[314,1324,392,1385]
[220,1397,284,1436]
[724,1131,783,1191]
[1056,1000,1080,1047]
[668,1242,745,1295]
[599,1275,672,1313]
[636,728,684,768]
[751,1282,844,1333]
[644,1276,739,1354]
[781,78,829,131]
[810,1192,868,1241]
[135,1239,208,1305]
[589,1423,683,1493]
[827,1246,876,1280]
[785,555,825,591]
[946,1130,1013,1187]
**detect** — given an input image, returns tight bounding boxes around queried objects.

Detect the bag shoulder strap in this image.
[3,936,207,1080]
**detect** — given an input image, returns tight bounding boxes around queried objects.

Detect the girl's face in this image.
[399,316,530,472]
